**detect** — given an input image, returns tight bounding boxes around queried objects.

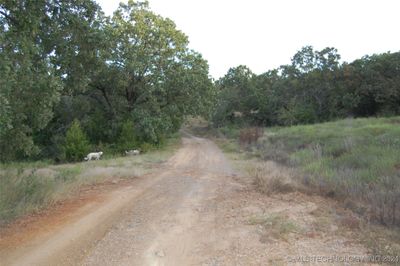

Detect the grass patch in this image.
[208,118,400,256]
[0,136,180,226]
[250,161,297,195]
[192,117,400,227]
[249,213,301,241]
[215,117,400,226]
[214,138,239,154]
[362,225,400,258]
[261,117,400,226]
[0,159,53,170]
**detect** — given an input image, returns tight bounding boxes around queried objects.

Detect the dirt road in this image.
[0,137,371,265]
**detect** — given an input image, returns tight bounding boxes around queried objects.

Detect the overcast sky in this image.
[96,0,400,79]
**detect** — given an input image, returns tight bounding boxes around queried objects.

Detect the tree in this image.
[345,53,400,116]
[291,46,341,74]
[0,0,104,161]
[0,0,215,161]
[212,47,400,128]
[0,1,62,160]
[94,0,214,143]
[212,65,256,126]
[63,120,90,162]
[283,46,343,122]
[252,70,284,125]
[117,120,139,152]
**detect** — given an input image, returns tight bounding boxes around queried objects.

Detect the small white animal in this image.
[125,149,140,156]
[233,111,243,118]
[84,151,103,161]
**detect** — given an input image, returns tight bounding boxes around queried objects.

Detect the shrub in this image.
[249,213,300,240]
[219,126,239,139]
[63,120,90,162]
[0,169,56,225]
[117,120,139,152]
[277,101,317,126]
[261,117,400,226]
[139,142,154,153]
[239,127,263,146]
[252,161,295,195]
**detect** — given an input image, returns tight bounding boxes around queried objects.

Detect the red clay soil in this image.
[0,180,130,249]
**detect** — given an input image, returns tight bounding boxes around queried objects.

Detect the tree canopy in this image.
[0,0,214,161]
[212,46,400,127]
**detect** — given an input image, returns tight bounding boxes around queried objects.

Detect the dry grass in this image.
[250,161,299,196]
[260,117,400,226]
[0,137,180,226]
[215,128,400,260]
[239,127,263,147]
[218,139,400,259]
[214,117,400,227]
[361,224,400,258]
[309,205,400,258]
[249,213,301,241]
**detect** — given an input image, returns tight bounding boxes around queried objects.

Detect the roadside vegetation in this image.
[0,0,213,226]
[0,136,180,226]
[249,213,301,242]
[203,117,400,257]
[213,117,400,227]
[209,44,400,231]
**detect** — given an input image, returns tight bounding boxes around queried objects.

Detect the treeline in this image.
[212,46,400,127]
[0,0,214,162]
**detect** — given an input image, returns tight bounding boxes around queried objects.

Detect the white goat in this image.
[84,151,103,161]
[125,149,140,156]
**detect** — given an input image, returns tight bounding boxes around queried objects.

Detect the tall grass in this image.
[0,136,180,226]
[217,117,400,226]
[239,127,264,146]
[259,117,400,226]
[0,167,81,225]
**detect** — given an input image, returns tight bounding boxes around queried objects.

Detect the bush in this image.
[117,120,139,152]
[0,169,56,225]
[252,161,295,195]
[239,127,263,146]
[219,126,240,139]
[63,120,90,162]
[139,142,154,153]
[277,101,317,126]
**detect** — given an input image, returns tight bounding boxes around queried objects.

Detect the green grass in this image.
[0,136,180,226]
[249,213,301,240]
[263,118,399,182]
[215,117,400,226]
[0,159,54,170]
[265,117,400,226]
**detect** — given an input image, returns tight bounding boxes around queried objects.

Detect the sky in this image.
[96,0,400,79]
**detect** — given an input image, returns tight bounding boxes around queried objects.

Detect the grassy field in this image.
[0,137,180,226]
[215,117,400,226]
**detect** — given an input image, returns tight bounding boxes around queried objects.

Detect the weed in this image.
[258,117,400,226]
[250,213,300,240]
[251,161,296,195]
[0,136,180,226]
[239,127,263,147]
[218,116,400,226]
